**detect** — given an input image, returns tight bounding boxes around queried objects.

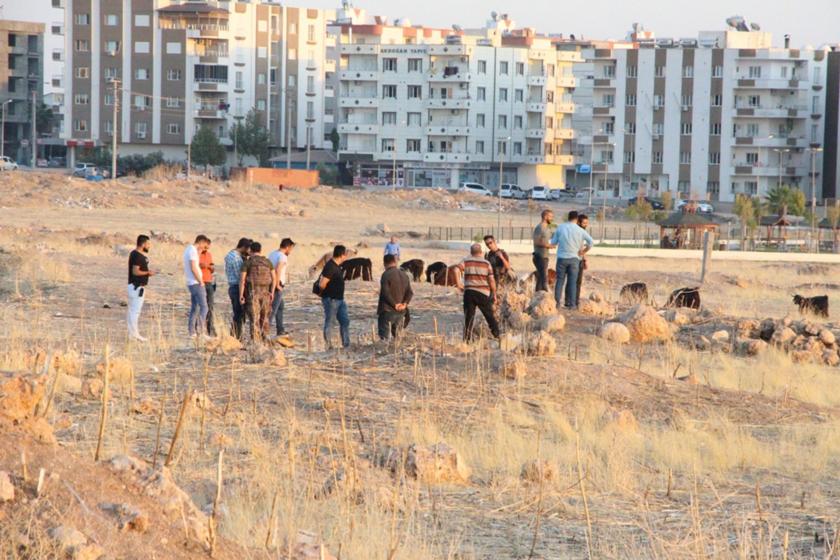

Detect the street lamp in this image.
[810,146,823,234]
[497,136,511,235]
[773,147,790,188]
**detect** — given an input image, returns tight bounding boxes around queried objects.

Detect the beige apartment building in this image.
[0,20,44,164]
[63,0,335,165]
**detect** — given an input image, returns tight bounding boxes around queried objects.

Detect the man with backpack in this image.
[315,245,350,349]
[239,241,276,342]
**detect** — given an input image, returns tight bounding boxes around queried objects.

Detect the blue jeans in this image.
[554,258,581,309]
[228,285,244,339]
[188,284,209,336]
[322,297,350,348]
[269,289,285,335]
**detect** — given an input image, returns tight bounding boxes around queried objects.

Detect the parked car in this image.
[676,199,715,213]
[500,183,528,199]
[83,166,105,181]
[48,156,66,168]
[0,156,18,171]
[574,189,593,200]
[458,182,493,196]
[625,196,665,210]
[73,162,96,177]
[551,189,575,201]
[529,185,549,200]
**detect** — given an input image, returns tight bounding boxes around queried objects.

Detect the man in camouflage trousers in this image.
[238,241,276,342]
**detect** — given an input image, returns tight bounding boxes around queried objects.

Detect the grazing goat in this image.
[793,294,829,318]
[434,265,461,287]
[341,257,373,281]
[400,259,425,282]
[425,261,447,283]
[620,282,649,304]
[667,287,701,309]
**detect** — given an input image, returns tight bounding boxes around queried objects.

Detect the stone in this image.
[506,310,531,330]
[771,327,797,347]
[273,335,296,349]
[781,315,794,327]
[527,291,557,319]
[822,350,840,367]
[520,459,556,483]
[693,335,711,351]
[271,350,288,367]
[206,334,242,355]
[579,298,615,317]
[742,339,768,357]
[498,333,521,352]
[0,471,14,501]
[736,319,760,337]
[599,322,631,344]
[96,356,134,386]
[804,322,822,336]
[74,544,105,560]
[0,376,46,421]
[55,373,83,395]
[758,319,775,341]
[286,530,338,560]
[535,314,566,333]
[49,525,87,550]
[618,304,672,343]
[711,330,730,343]
[100,502,149,533]
[791,350,815,364]
[404,442,470,484]
[819,329,836,346]
[526,331,557,356]
[81,378,104,400]
[376,223,390,234]
[664,309,690,326]
[23,417,57,445]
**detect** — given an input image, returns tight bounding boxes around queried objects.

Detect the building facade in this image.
[565,28,828,203]
[62,0,334,165]
[334,13,579,189]
[0,20,44,163]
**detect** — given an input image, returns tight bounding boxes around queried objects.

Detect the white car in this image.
[0,156,18,171]
[73,162,96,177]
[459,182,493,196]
[676,199,715,213]
[530,185,549,200]
[500,184,528,199]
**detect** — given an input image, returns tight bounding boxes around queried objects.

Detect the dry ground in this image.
[2,172,840,559]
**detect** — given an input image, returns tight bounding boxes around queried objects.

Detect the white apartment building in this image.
[565,26,828,203]
[63,0,335,165]
[334,13,579,189]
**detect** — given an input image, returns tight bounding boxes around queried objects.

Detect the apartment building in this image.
[0,20,44,163]
[63,0,334,165]
[334,13,579,189]
[564,26,828,203]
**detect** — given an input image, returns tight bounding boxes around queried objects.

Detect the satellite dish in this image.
[750,23,761,31]
[452,24,462,32]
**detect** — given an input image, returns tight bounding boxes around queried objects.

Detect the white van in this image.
[458,182,493,196]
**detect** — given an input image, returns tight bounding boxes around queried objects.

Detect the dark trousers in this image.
[228,285,244,339]
[205,282,217,336]
[575,264,584,305]
[463,290,500,341]
[532,254,549,292]
[555,258,581,309]
[377,310,407,340]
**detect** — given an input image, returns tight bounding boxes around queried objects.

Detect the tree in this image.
[36,103,56,136]
[329,127,340,154]
[191,126,226,171]
[660,190,674,211]
[765,185,806,216]
[734,194,756,250]
[827,202,840,253]
[231,109,271,167]
[625,199,653,222]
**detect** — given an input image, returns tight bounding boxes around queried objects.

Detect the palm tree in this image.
[765,185,805,216]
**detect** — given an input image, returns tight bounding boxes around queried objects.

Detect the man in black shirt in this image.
[483,235,512,286]
[377,254,413,340]
[318,245,350,349]
[127,234,156,341]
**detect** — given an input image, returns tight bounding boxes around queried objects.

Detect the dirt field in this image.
[2,171,840,559]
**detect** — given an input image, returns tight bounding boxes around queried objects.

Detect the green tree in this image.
[231,109,271,166]
[734,194,756,250]
[329,127,340,154]
[190,126,226,171]
[36,103,56,136]
[625,199,653,222]
[765,185,806,216]
[317,163,337,186]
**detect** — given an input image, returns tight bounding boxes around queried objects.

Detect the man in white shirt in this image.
[184,234,211,337]
[268,237,295,336]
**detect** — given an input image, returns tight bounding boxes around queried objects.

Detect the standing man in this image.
[184,235,211,338]
[532,209,555,292]
[384,236,401,261]
[377,254,413,340]
[224,238,251,339]
[127,234,156,342]
[239,241,276,342]
[550,210,593,310]
[199,239,217,337]
[456,243,500,342]
[483,235,512,287]
[576,214,590,304]
[318,245,350,349]
[268,238,295,336]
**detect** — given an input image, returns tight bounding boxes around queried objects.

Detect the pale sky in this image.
[316,0,840,49]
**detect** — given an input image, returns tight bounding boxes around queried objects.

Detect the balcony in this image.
[324,87,335,98]
[428,44,469,56]
[731,164,806,177]
[338,97,377,107]
[592,105,615,116]
[423,152,471,163]
[338,123,377,134]
[556,76,577,88]
[525,128,545,139]
[339,43,379,55]
[526,102,546,112]
[736,78,808,90]
[426,125,470,136]
[555,154,575,166]
[736,135,808,148]
[194,108,226,119]
[194,79,227,91]
[555,51,583,63]
[339,70,377,81]
[593,78,614,88]
[428,70,471,82]
[325,59,336,72]
[734,106,807,118]
[555,128,575,140]
[555,102,575,114]
[425,97,470,109]
[527,75,546,86]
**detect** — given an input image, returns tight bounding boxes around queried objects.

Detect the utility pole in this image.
[186,142,191,180]
[1,100,10,159]
[285,87,292,170]
[30,91,37,167]
[111,79,119,180]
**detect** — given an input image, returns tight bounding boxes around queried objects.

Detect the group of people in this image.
[125,207,592,347]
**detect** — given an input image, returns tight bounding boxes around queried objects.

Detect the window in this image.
[680,151,691,164]
[166,97,180,108]
[75,67,89,78]
[515,62,524,75]
[382,85,397,99]
[746,123,759,137]
[135,68,149,80]
[382,58,397,72]
[546,90,554,102]
[499,88,508,102]
[135,14,150,27]
[135,122,147,139]
[603,65,615,78]
[652,123,664,136]
[683,66,693,78]
[713,65,723,78]
[381,138,395,152]
[51,77,61,87]
[497,141,507,155]
[167,69,182,80]
[475,141,484,154]
[748,95,760,108]
[679,181,690,191]
[407,85,421,99]
[52,0,62,6]
[167,123,181,134]
[604,122,614,134]
[627,65,637,78]
[407,112,421,126]
[515,89,523,102]
[51,24,62,35]
[745,181,758,195]
[681,122,692,135]
[545,116,554,128]
[812,124,819,143]
[624,151,635,164]
[134,41,149,54]
[258,47,267,58]
[712,94,722,107]
[104,67,118,80]
[746,152,759,164]
[477,87,486,101]
[514,142,522,155]
[498,115,507,128]
[499,61,508,75]
[814,67,822,85]
[166,42,181,54]
[288,48,296,60]
[748,66,761,78]
[652,151,663,164]
[478,60,487,74]
[625,122,636,134]
[514,115,523,129]
[476,114,485,127]
[104,120,113,135]
[73,119,87,132]
[105,14,118,26]
[256,99,266,111]
[259,73,267,86]
[653,94,664,108]
[408,58,422,72]
[600,150,613,163]
[52,50,62,61]
[681,94,692,107]
[289,22,296,34]
[134,95,149,109]
[74,94,89,105]
[710,152,720,165]
[104,40,120,53]
[813,96,821,113]
[307,24,315,42]
[626,94,636,106]
[602,94,614,107]
[406,139,421,152]
[382,112,396,126]
[708,181,720,195]
[711,122,721,135]
[74,13,89,25]
[655,66,664,78]
[75,40,89,52]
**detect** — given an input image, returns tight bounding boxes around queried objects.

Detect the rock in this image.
[781,315,794,327]
[206,334,241,355]
[0,375,46,421]
[527,291,557,319]
[96,356,134,386]
[49,525,87,550]
[498,333,521,352]
[664,309,689,326]
[405,442,470,484]
[599,322,630,344]
[56,373,83,395]
[520,459,556,483]
[286,530,338,560]
[74,544,104,560]
[535,314,566,333]
[100,502,149,533]
[618,305,671,343]
[804,322,821,336]
[711,330,730,343]
[771,327,796,347]
[23,417,57,444]
[81,378,104,400]
[271,350,288,367]
[526,331,557,356]
[273,335,295,348]
[791,350,815,364]
[506,310,531,330]
[819,329,836,346]
[0,471,14,501]
[693,335,711,351]
[822,350,840,367]
[376,223,390,234]
[741,339,768,357]
[736,319,760,337]
[579,298,615,317]
[758,319,775,341]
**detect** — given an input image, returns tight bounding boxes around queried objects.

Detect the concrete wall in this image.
[231,166,318,188]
